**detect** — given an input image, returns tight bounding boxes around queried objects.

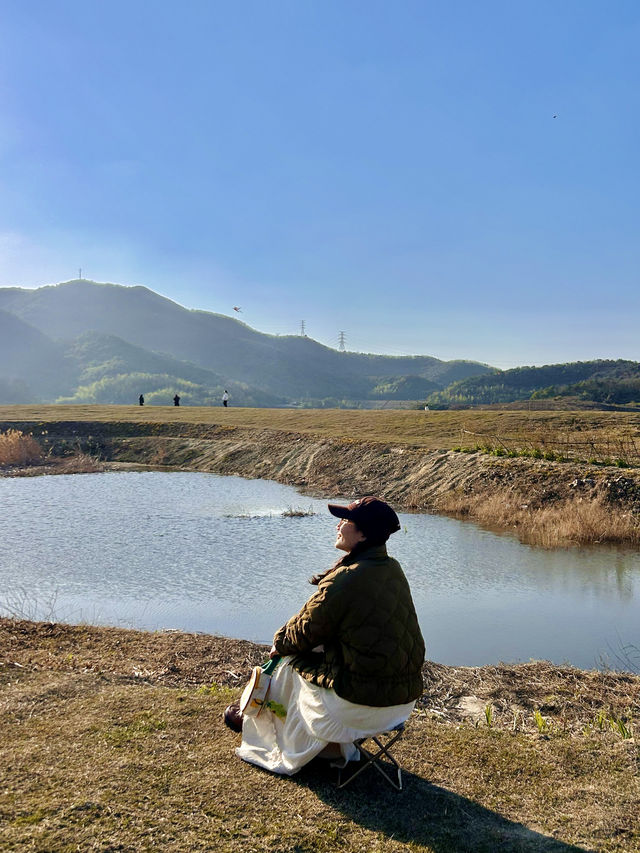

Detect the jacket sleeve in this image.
[273,569,351,655]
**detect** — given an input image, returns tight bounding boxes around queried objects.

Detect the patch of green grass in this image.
[196,682,236,700]
[533,709,549,734]
[11,807,52,826]
[101,710,167,746]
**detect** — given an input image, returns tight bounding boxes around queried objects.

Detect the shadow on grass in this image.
[295,761,594,853]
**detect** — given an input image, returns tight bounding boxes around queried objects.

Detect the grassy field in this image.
[1,620,639,852]
[1,404,640,464]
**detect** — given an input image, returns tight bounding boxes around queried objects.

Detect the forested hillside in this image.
[426,360,640,408]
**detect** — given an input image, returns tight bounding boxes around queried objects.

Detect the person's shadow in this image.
[294,761,594,853]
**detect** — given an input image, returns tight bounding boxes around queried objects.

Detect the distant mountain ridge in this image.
[0,279,493,405]
[425,360,640,408]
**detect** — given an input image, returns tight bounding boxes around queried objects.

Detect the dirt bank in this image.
[2,417,640,546]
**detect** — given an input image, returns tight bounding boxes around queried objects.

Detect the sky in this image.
[0,1,638,369]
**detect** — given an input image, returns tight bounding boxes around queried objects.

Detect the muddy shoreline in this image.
[3,417,640,546]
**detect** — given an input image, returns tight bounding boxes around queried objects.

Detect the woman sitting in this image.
[224,496,426,775]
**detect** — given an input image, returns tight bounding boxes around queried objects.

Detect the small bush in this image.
[0,430,43,466]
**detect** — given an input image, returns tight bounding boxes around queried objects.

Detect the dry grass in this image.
[3,619,638,730]
[49,451,104,474]
[1,404,640,457]
[1,619,639,852]
[0,421,105,476]
[438,490,640,548]
[0,429,42,466]
[530,499,640,547]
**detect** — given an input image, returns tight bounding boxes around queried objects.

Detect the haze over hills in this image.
[0,280,493,406]
[0,309,66,401]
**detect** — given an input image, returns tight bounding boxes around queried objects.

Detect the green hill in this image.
[369,375,441,399]
[426,360,640,408]
[0,311,284,406]
[0,280,493,404]
[58,332,286,407]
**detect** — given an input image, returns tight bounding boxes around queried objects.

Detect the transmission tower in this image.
[338,331,346,352]
[300,320,306,337]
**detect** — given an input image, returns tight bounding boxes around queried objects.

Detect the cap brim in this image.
[328,503,352,519]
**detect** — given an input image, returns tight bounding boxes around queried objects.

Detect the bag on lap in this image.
[240,656,282,717]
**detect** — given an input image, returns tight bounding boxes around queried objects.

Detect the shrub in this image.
[0,430,43,466]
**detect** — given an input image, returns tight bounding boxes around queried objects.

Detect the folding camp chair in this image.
[336,722,405,791]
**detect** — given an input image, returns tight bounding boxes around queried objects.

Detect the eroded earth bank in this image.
[4,417,640,547]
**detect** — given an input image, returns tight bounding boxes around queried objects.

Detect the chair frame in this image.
[336,723,405,791]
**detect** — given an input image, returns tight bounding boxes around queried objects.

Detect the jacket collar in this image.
[342,543,388,565]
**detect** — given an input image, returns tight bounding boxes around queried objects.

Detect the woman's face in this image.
[335,518,366,552]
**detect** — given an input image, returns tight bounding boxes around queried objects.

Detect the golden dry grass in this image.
[0,429,42,466]
[1,404,640,461]
[438,491,640,547]
[48,452,104,475]
[530,499,640,547]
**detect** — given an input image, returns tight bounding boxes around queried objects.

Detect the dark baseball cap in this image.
[328,496,401,540]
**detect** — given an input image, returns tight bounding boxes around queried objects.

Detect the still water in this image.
[2,471,639,670]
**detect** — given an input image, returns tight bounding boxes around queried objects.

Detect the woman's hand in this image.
[269,645,279,659]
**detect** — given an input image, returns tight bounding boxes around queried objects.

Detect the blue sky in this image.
[0,1,638,368]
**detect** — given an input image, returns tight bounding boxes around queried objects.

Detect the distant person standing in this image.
[139,394,144,406]
[173,394,180,407]
[222,390,229,407]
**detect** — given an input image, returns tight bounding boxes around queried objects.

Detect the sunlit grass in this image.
[1,620,639,852]
[0,428,42,466]
[1,404,640,456]
[438,490,640,547]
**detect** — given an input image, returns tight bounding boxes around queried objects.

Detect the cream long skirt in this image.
[235,656,415,776]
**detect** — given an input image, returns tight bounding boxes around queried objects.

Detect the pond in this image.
[2,471,639,670]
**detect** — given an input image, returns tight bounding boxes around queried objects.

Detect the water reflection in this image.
[1,470,638,670]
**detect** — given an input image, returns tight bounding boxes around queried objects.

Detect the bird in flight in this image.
[233,306,242,313]
[553,114,558,118]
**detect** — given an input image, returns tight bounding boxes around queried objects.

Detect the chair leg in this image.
[363,734,403,791]
[336,729,404,791]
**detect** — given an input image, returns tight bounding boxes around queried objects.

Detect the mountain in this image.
[58,332,287,407]
[0,279,494,405]
[0,309,69,399]
[426,360,640,408]
[0,312,284,406]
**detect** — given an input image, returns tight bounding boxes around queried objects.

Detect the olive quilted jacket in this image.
[273,545,425,707]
